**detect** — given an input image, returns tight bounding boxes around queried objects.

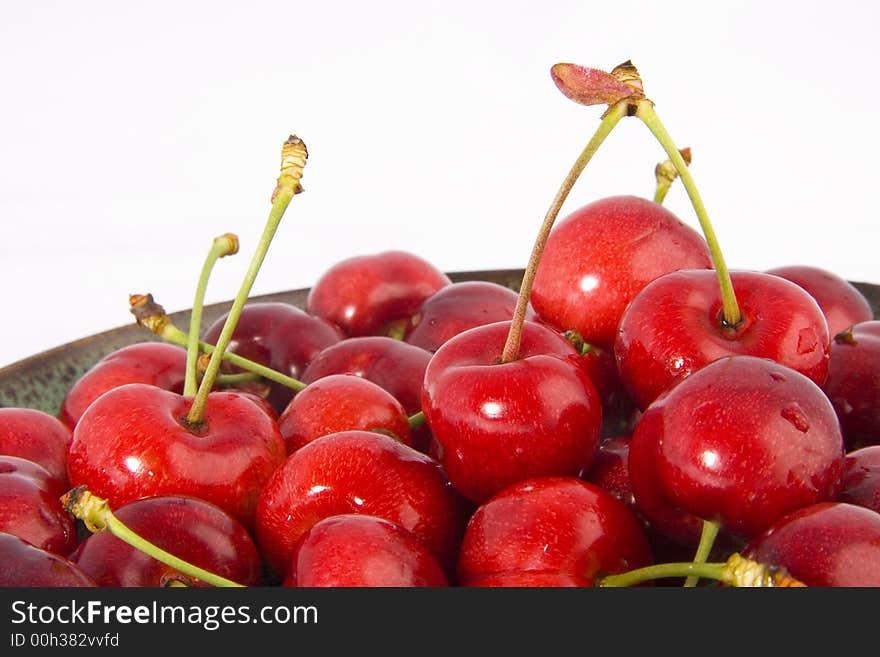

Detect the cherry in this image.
[58,342,187,429]
[766,265,874,337]
[821,320,880,448]
[254,429,470,578]
[456,477,653,586]
[743,502,880,587]
[581,436,635,510]
[277,373,413,454]
[305,250,452,338]
[282,514,448,587]
[629,356,845,544]
[69,495,262,587]
[0,532,96,587]
[464,571,592,587]
[615,269,831,410]
[403,280,537,352]
[422,320,602,504]
[530,195,712,349]
[0,455,76,555]
[0,407,72,483]
[838,446,880,514]
[202,301,343,412]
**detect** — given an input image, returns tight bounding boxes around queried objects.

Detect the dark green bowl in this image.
[0,269,877,417]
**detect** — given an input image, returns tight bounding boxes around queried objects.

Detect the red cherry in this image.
[581,436,636,511]
[422,320,602,504]
[457,477,653,586]
[69,495,262,587]
[67,383,286,531]
[0,407,72,483]
[254,429,470,578]
[282,514,448,587]
[464,571,592,587]
[838,446,880,514]
[203,302,343,413]
[629,356,845,541]
[766,265,874,337]
[59,342,187,428]
[305,250,451,337]
[403,280,537,352]
[277,374,413,454]
[743,502,880,586]
[0,532,96,587]
[822,321,880,448]
[615,269,831,410]
[0,456,76,556]
[530,195,712,348]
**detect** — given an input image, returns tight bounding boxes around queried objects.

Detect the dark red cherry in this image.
[0,407,72,483]
[0,532,95,587]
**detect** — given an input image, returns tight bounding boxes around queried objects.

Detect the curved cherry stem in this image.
[500,101,629,363]
[684,519,721,588]
[407,410,426,430]
[184,234,239,397]
[653,147,691,205]
[61,487,245,588]
[187,136,307,426]
[635,100,741,327]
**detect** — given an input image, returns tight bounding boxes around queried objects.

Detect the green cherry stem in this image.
[500,100,629,363]
[61,486,244,588]
[186,135,308,426]
[184,233,239,397]
[683,519,721,588]
[407,411,426,430]
[635,100,741,327]
[653,147,691,205]
[214,372,264,386]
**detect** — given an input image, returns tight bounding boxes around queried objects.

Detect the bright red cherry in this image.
[457,477,653,586]
[282,514,449,587]
[69,495,262,587]
[530,195,712,349]
[743,502,880,587]
[305,250,452,338]
[0,407,72,483]
[59,342,187,428]
[615,269,831,410]
[255,429,470,578]
[422,320,602,504]
[0,532,96,587]
[581,436,636,510]
[766,265,874,337]
[277,374,413,454]
[838,446,880,514]
[67,383,286,531]
[629,356,845,542]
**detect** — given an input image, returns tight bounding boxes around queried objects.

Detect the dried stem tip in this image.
[61,485,109,534]
[129,293,170,336]
[655,147,692,187]
[215,232,240,256]
[271,135,309,202]
[722,552,806,587]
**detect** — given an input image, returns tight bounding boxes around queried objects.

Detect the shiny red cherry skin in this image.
[838,446,880,514]
[69,495,262,587]
[67,383,286,531]
[203,302,343,413]
[0,532,96,587]
[277,374,413,454]
[581,437,636,511]
[422,320,602,504]
[629,356,845,541]
[0,407,72,483]
[822,321,880,448]
[0,456,76,555]
[306,250,451,338]
[465,571,592,587]
[404,280,537,352]
[457,477,652,586]
[255,430,470,578]
[766,265,874,337]
[530,195,712,349]
[59,342,187,428]
[743,502,880,586]
[615,269,831,410]
[282,514,448,587]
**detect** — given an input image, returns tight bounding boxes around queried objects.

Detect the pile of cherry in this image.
[2,62,879,588]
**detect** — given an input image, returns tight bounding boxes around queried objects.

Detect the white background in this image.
[1,0,878,369]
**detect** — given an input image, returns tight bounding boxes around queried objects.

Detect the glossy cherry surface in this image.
[0,407,72,483]
[0,532,96,587]
[838,446,880,514]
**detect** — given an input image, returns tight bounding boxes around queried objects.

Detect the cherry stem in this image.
[61,486,245,588]
[634,100,741,327]
[214,372,264,386]
[407,411,426,430]
[186,136,307,426]
[684,519,720,588]
[184,234,239,397]
[599,552,806,588]
[653,147,691,205]
[500,101,629,363]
